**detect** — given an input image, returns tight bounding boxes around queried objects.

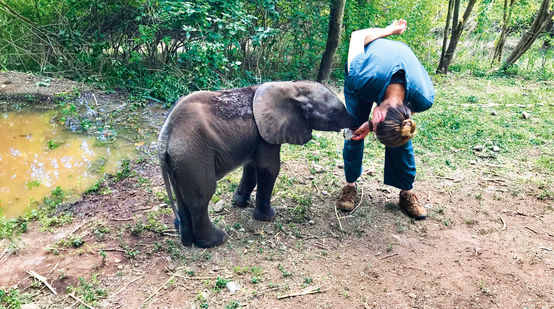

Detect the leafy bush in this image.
[0,0,329,101]
[0,0,550,102]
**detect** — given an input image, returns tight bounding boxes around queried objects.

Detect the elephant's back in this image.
[164,89,261,176]
[169,86,257,121]
[209,86,257,120]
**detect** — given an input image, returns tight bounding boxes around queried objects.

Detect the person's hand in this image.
[350,121,371,141]
[386,19,407,35]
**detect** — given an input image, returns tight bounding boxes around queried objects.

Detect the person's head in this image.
[371,101,416,147]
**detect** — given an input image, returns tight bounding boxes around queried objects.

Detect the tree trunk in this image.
[438,0,455,73]
[437,0,477,74]
[492,0,517,63]
[317,0,346,83]
[501,0,554,70]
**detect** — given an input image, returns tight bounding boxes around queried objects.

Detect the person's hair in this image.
[375,104,416,147]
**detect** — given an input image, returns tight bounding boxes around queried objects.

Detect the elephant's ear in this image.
[253,82,312,145]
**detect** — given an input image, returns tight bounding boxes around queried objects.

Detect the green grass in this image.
[278,264,293,277]
[215,276,230,290]
[57,235,85,248]
[114,159,135,181]
[412,75,552,183]
[84,177,106,195]
[0,288,27,308]
[0,186,71,239]
[25,180,40,190]
[47,140,63,150]
[67,274,107,306]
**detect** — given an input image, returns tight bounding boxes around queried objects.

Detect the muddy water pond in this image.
[0,110,138,218]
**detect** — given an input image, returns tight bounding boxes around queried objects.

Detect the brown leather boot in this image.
[336,185,357,211]
[399,190,427,220]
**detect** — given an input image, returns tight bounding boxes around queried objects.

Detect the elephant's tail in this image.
[160,151,178,219]
[158,124,179,224]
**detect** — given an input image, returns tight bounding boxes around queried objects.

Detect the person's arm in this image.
[347,19,407,72]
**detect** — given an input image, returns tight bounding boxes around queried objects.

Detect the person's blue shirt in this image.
[345,38,434,113]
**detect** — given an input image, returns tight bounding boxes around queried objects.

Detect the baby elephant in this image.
[158,81,356,248]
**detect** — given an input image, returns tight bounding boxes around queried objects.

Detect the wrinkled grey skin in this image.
[158,81,356,248]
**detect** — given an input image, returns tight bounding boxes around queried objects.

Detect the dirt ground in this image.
[0,73,552,308]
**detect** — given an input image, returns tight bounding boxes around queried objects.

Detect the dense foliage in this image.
[0,0,551,102]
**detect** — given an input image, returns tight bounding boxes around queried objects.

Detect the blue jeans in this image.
[343,89,416,190]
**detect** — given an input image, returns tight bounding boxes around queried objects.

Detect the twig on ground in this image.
[277,287,326,300]
[380,253,399,260]
[71,221,89,234]
[334,204,343,232]
[68,293,94,309]
[474,154,496,159]
[246,287,280,300]
[337,215,354,220]
[0,248,8,261]
[486,163,506,168]
[109,217,133,221]
[351,186,364,214]
[145,228,177,236]
[143,275,176,304]
[312,182,321,196]
[483,178,508,184]
[498,215,506,231]
[46,261,60,277]
[103,248,127,252]
[162,232,179,237]
[92,92,98,106]
[442,176,455,180]
[111,273,144,298]
[539,247,552,251]
[313,242,330,251]
[273,230,282,239]
[303,234,330,240]
[525,226,539,234]
[172,274,231,280]
[135,206,152,212]
[27,270,57,295]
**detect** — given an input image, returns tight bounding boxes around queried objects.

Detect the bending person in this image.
[336,19,434,220]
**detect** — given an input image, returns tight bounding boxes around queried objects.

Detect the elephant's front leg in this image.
[253,144,281,221]
[232,161,257,208]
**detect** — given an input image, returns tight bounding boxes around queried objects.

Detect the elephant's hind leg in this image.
[176,167,227,248]
[173,186,194,246]
[232,161,257,208]
[166,156,194,246]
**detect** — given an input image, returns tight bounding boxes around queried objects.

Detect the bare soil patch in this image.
[2,159,552,309]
